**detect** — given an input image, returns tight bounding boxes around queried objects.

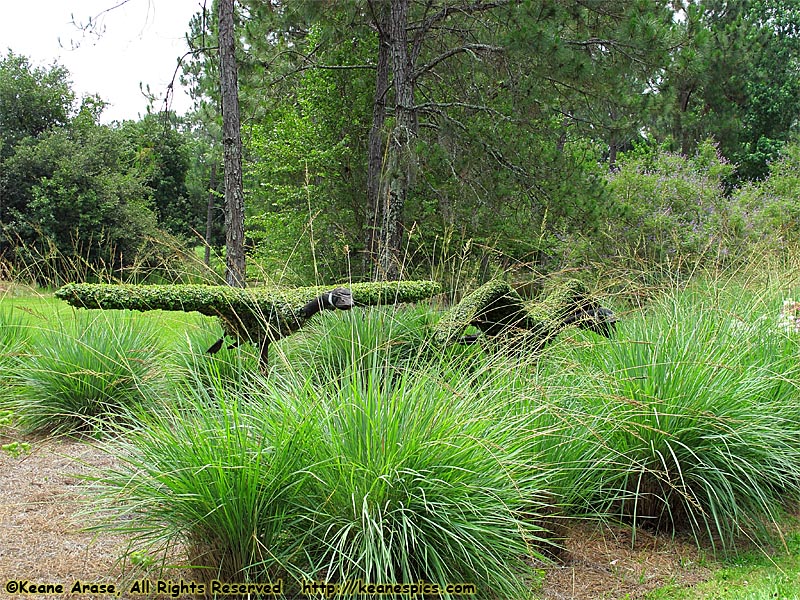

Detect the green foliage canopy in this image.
[0,51,201,283]
[0,51,73,159]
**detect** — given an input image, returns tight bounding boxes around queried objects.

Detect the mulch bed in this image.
[539,522,710,599]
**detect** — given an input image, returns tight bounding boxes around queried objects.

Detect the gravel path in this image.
[0,434,188,599]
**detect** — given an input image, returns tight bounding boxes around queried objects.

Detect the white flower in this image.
[778,298,800,333]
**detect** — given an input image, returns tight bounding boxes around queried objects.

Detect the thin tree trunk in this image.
[204,162,217,266]
[608,140,619,171]
[364,6,391,276]
[556,114,571,153]
[375,0,416,281]
[218,0,246,288]
[608,109,619,171]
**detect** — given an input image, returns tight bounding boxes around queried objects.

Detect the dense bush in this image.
[0,52,203,286]
[1,123,159,282]
[590,140,734,269]
[731,143,800,250]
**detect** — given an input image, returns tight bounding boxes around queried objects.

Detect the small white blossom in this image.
[778,298,800,333]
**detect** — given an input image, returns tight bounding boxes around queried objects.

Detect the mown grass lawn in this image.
[648,528,800,599]
[0,291,218,351]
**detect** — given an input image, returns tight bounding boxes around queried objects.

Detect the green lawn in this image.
[649,529,800,599]
[0,291,219,351]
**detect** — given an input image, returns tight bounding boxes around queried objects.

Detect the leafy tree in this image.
[0,53,187,283]
[659,0,800,180]
[118,114,199,241]
[0,51,75,232]
[183,107,225,264]
[245,55,355,283]
[1,98,163,282]
[0,51,74,159]
[215,1,672,280]
[178,0,800,284]
[181,0,246,284]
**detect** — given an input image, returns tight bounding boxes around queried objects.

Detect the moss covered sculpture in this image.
[56,280,441,368]
[55,277,613,368]
[433,278,615,353]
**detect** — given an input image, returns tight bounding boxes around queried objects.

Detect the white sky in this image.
[1,0,202,122]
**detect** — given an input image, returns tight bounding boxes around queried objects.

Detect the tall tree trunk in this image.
[204,162,217,267]
[364,5,391,276]
[218,0,246,288]
[375,0,416,281]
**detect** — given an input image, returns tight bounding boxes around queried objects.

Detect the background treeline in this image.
[3,0,800,288]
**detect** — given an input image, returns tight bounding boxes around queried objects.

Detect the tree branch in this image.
[411,0,512,42]
[415,100,514,121]
[412,43,504,81]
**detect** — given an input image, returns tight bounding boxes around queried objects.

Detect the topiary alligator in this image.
[55,278,614,369]
[55,280,441,369]
[433,278,615,354]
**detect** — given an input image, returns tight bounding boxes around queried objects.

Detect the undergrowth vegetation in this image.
[534,284,800,550]
[3,261,800,597]
[278,305,442,384]
[5,310,166,435]
[88,362,550,597]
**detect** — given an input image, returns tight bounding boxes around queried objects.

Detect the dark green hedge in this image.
[55,280,441,341]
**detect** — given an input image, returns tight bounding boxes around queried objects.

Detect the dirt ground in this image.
[539,522,710,599]
[0,434,711,599]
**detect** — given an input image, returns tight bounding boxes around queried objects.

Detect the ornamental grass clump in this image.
[281,305,439,384]
[11,311,164,434]
[88,374,317,584]
[168,325,261,395]
[543,285,800,549]
[299,366,550,597]
[89,357,554,597]
[0,309,30,404]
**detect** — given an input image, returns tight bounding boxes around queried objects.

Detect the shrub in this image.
[594,140,735,269]
[730,143,800,251]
